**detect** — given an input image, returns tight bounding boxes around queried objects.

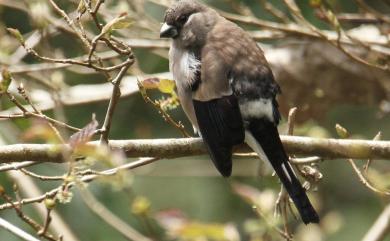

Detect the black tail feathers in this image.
[289,184,320,224]
[248,118,319,224]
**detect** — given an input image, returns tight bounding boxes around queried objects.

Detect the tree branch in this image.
[100,64,132,143]
[0,136,388,163]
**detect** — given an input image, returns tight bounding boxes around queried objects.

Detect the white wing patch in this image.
[239,98,274,122]
[281,163,292,182]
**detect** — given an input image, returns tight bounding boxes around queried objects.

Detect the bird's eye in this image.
[178,14,188,24]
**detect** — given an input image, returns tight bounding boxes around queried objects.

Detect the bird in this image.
[160,0,319,224]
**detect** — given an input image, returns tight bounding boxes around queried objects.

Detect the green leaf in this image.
[77,0,98,17]
[131,196,151,216]
[325,9,340,31]
[77,0,87,15]
[0,69,13,93]
[309,0,322,8]
[6,28,25,45]
[157,79,176,94]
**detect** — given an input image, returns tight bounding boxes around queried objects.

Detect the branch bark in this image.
[0,136,389,163]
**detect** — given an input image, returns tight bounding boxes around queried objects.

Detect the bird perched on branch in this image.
[160,0,319,224]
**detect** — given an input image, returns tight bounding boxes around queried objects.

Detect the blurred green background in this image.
[0,0,389,240]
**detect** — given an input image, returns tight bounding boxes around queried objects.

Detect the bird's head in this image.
[160,0,217,47]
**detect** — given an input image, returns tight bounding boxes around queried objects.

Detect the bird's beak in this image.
[160,22,178,38]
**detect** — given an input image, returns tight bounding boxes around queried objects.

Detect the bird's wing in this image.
[195,18,319,223]
[190,20,247,177]
[193,95,244,177]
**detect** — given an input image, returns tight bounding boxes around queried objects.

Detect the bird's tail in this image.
[247,118,319,224]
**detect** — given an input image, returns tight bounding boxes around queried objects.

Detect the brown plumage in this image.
[160,0,319,224]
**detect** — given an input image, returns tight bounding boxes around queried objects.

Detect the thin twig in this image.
[4,90,80,142]
[47,0,92,50]
[348,159,390,196]
[274,107,298,237]
[259,0,290,23]
[138,81,191,137]
[20,169,64,181]
[290,156,323,165]
[0,161,36,172]
[0,158,160,211]
[0,192,58,241]
[17,84,65,143]
[79,187,152,241]
[253,206,292,241]
[37,208,53,238]
[364,132,382,172]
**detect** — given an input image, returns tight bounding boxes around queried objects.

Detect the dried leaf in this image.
[68,116,98,148]
[301,165,323,182]
[141,77,160,89]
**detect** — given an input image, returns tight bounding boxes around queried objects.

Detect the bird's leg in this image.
[275,185,295,239]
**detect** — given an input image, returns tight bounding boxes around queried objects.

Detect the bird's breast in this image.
[169,44,201,94]
[169,44,201,130]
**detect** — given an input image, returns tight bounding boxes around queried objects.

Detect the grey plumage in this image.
[160,0,319,224]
